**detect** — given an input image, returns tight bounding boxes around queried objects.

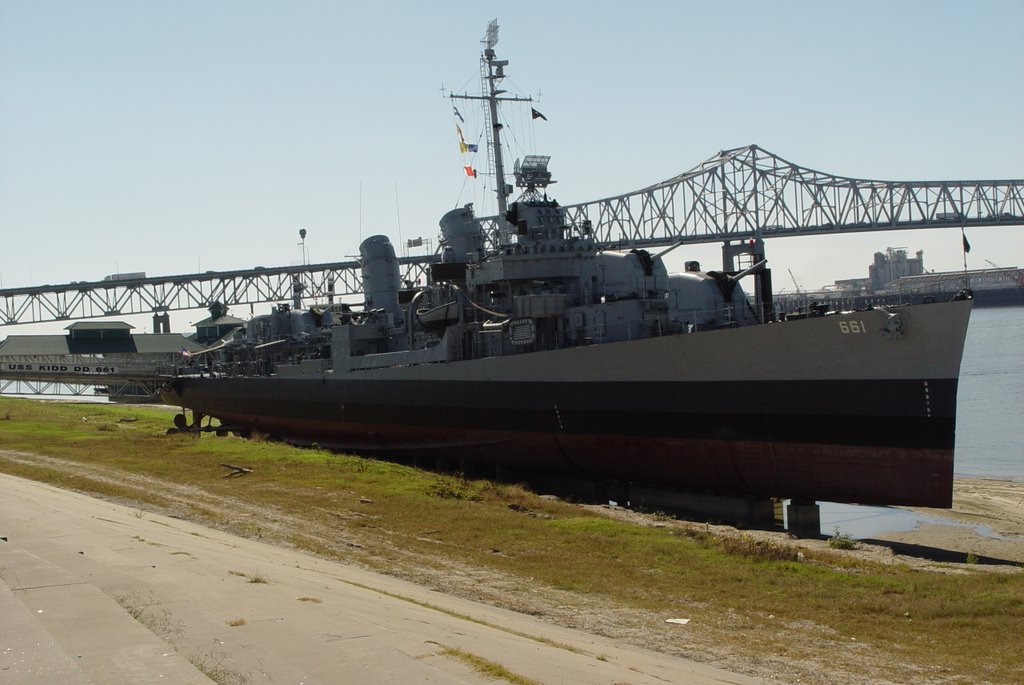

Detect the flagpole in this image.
[960,226,971,291]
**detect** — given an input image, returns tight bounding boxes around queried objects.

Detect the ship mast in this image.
[450,20,534,242]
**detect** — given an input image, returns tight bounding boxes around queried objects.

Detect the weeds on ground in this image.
[227,570,268,584]
[188,640,249,685]
[428,475,482,501]
[828,527,859,550]
[437,645,541,685]
[111,590,184,640]
[675,525,800,562]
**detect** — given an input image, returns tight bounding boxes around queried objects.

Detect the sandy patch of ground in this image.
[870,478,1024,569]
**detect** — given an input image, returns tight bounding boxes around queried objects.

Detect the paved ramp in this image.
[0,473,763,684]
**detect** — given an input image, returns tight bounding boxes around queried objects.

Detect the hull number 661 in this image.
[838,320,867,334]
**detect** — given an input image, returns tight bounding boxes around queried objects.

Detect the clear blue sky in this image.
[2,0,1022,332]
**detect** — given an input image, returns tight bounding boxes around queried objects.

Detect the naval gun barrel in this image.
[729,258,767,281]
[652,239,685,261]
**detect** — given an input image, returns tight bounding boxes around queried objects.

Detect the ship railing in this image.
[663,309,746,334]
[570,317,682,345]
[169,357,280,378]
[0,353,183,367]
[569,306,752,345]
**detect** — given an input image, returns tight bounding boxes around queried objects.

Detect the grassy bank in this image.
[1,396,1021,684]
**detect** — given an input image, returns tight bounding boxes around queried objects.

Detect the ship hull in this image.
[163,300,972,507]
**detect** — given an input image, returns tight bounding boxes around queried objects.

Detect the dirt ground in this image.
[584,477,1024,573]
[2,449,1022,684]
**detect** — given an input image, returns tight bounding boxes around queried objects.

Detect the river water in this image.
[951,306,1024,480]
[822,305,1024,538]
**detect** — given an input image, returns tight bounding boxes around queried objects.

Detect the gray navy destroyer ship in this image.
[163,25,973,509]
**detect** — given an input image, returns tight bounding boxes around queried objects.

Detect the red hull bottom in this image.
[209,412,952,508]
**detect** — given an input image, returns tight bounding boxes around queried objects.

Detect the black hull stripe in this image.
[165,376,958,507]
[168,378,958,448]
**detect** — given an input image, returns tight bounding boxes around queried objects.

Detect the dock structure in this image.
[0,320,206,401]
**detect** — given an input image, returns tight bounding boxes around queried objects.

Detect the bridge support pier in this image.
[722,239,764,272]
[152,312,170,334]
[722,237,774,323]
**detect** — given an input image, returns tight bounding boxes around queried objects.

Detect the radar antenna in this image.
[514,155,555,191]
[483,18,499,50]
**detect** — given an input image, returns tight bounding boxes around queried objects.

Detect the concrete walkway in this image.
[0,473,764,684]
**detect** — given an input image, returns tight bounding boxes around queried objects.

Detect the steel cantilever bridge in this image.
[2,145,1022,328]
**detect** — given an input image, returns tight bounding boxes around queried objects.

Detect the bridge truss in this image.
[2,145,1021,328]
[0,379,96,397]
[559,145,1023,246]
[0,378,164,398]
